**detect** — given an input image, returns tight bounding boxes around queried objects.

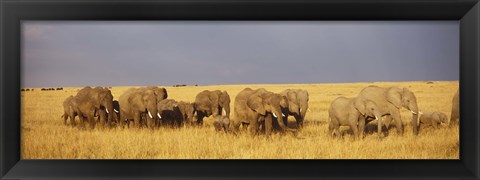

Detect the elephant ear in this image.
[386,88,402,108]
[353,98,367,116]
[220,91,230,106]
[286,90,297,101]
[247,95,266,115]
[160,88,168,99]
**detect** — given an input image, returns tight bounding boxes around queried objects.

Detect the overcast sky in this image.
[21,21,459,88]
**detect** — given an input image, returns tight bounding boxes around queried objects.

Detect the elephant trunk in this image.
[408,101,419,135]
[374,111,383,138]
[104,101,116,124]
[411,111,419,135]
[146,105,158,128]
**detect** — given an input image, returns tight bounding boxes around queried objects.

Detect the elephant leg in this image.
[196,113,204,126]
[358,115,366,139]
[63,114,68,126]
[350,122,359,140]
[294,114,303,128]
[88,115,96,129]
[134,112,141,128]
[349,116,359,140]
[249,119,259,136]
[119,113,126,128]
[328,123,334,137]
[98,109,107,127]
[350,124,359,140]
[265,116,273,137]
[71,115,77,127]
[432,122,439,129]
[78,116,85,129]
[390,110,404,135]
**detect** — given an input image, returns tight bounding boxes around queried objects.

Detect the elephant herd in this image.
[61,85,459,139]
[328,86,460,139]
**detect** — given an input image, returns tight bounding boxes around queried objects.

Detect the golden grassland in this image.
[21,81,459,159]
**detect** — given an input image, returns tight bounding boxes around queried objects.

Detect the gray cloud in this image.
[21,21,459,87]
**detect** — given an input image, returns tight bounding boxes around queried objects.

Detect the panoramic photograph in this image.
[21,21,459,159]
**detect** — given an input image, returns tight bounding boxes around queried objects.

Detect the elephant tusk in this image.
[105,108,109,114]
[148,111,153,118]
[223,109,226,115]
[114,109,119,113]
[273,113,278,118]
[375,116,379,120]
[282,113,286,117]
[411,111,417,115]
[157,112,162,119]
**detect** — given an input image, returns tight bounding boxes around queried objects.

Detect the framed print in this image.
[1,0,479,179]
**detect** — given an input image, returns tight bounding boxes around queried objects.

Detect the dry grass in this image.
[21,81,459,159]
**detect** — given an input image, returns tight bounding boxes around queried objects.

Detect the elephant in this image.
[233,88,296,136]
[213,115,230,132]
[157,99,182,127]
[177,101,196,126]
[328,96,382,139]
[119,87,161,128]
[74,86,116,129]
[419,112,448,130]
[280,89,309,128]
[357,86,419,135]
[62,95,78,126]
[450,89,459,126]
[194,90,231,125]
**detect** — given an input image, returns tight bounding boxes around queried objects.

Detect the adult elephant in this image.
[119,87,160,128]
[328,96,382,139]
[233,88,296,136]
[62,95,78,126]
[357,85,419,135]
[194,90,230,125]
[450,89,459,126]
[280,89,309,128]
[75,86,116,129]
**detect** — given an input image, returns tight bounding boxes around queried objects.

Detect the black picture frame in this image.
[1,0,478,179]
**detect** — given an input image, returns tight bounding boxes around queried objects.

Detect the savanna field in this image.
[21,81,459,159]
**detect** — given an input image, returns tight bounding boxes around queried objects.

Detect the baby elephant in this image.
[213,116,230,132]
[328,97,382,139]
[419,112,448,130]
